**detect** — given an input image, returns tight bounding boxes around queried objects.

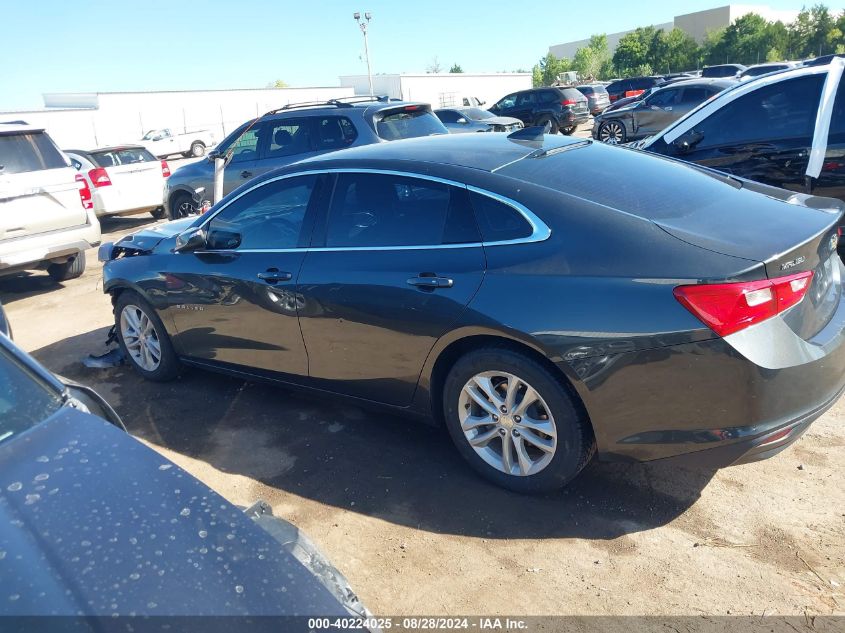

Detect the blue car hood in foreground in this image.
[0,409,347,617]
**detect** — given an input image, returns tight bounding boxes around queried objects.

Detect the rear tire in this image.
[114,291,182,382]
[598,120,627,144]
[47,252,85,282]
[442,347,594,493]
[150,206,166,219]
[190,142,205,157]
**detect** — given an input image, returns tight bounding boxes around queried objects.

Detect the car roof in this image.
[0,122,45,135]
[657,78,735,89]
[67,144,149,154]
[289,131,586,173]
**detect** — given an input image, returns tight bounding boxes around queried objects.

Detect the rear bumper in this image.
[572,285,845,466]
[0,221,100,274]
[562,111,590,127]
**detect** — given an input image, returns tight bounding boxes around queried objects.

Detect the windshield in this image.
[465,108,494,120]
[743,65,787,77]
[0,132,68,174]
[0,346,63,445]
[375,108,447,141]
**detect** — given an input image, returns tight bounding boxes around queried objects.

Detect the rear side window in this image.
[92,147,157,167]
[436,110,461,123]
[325,173,478,247]
[539,90,560,104]
[693,75,824,148]
[578,87,594,95]
[375,108,446,141]
[315,116,357,150]
[470,192,532,242]
[0,132,67,174]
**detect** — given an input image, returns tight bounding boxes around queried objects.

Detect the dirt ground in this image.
[2,172,844,619]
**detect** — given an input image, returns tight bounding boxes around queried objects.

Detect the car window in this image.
[375,108,446,141]
[516,92,537,107]
[646,89,681,107]
[578,87,594,95]
[325,173,478,247]
[828,79,845,137]
[0,346,63,446]
[693,75,825,149]
[437,110,461,123]
[470,192,532,242]
[0,132,68,174]
[92,147,157,166]
[495,93,517,109]
[680,87,709,104]
[312,116,357,151]
[228,128,260,164]
[206,175,317,250]
[264,118,313,159]
[539,90,560,104]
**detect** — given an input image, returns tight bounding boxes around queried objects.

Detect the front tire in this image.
[536,116,559,134]
[442,347,594,493]
[561,125,576,135]
[598,120,627,144]
[115,291,182,382]
[169,192,197,220]
[47,252,85,281]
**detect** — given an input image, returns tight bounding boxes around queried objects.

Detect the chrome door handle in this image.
[407,275,453,289]
[257,270,292,283]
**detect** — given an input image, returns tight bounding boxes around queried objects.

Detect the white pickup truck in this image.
[139,128,216,159]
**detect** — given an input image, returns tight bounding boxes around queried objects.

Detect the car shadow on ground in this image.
[0,272,69,304]
[33,327,719,542]
[100,214,161,233]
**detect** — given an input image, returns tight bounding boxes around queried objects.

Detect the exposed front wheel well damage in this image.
[428,335,593,437]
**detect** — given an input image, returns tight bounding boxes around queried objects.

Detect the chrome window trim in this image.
[193,167,551,253]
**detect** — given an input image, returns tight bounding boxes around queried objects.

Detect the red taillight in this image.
[561,99,577,106]
[404,105,420,111]
[161,160,171,178]
[75,174,92,210]
[673,271,814,337]
[88,167,112,188]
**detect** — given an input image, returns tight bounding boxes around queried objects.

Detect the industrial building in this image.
[549,4,800,61]
[339,73,532,109]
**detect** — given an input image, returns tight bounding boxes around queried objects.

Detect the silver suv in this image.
[0,123,100,281]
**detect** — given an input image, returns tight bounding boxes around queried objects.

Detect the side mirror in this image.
[457,118,468,124]
[206,228,241,250]
[206,150,220,162]
[175,228,207,253]
[672,130,704,154]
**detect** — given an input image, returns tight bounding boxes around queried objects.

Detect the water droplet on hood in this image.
[7,482,22,492]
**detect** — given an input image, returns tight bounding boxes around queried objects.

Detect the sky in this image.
[0,0,804,111]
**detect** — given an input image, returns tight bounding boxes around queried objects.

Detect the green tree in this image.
[613,27,653,75]
[531,64,543,87]
[662,28,700,72]
[266,79,289,88]
[572,34,611,79]
[449,63,464,73]
[532,52,571,86]
[790,5,835,58]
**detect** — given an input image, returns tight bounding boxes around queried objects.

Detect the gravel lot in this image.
[1,132,844,618]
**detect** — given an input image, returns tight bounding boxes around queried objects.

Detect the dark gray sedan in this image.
[435,107,523,133]
[593,78,733,144]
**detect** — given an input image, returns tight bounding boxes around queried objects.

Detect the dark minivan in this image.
[605,76,664,103]
[488,87,589,134]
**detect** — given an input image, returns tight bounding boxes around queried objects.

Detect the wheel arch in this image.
[418,330,594,439]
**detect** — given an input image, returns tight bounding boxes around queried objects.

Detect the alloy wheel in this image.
[599,121,625,144]
[458,371,557,476]
[120,304,162,371]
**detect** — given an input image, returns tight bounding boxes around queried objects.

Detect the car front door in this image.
[166,174,326,377]
[811,78,845,202]
[296,171,486,406]
[222,126,262,195]
[253,117,320,178]
[633,87,682,136]
[490,93,518,118]
[664,74,825,193]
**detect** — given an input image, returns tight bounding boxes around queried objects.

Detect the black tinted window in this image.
[607,81,628,93]
[495,94,517,109]
[264,118,312,159]
[0,347,63,445]
[0,132,67,174]
[437,110,461,123]
[694,75,824,148]
[315,116,357,150]
[539,90,560,104]
[680,87,709,103]
[375,108,446,141]
[516,92,537,106]
[326,174,477,247]
[92,147,157,166]
[647,88,681,107]
[829,79,845,137]
[470,192,532,242]
[207,175,316,249]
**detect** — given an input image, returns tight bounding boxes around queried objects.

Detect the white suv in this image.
[0,123,100,281]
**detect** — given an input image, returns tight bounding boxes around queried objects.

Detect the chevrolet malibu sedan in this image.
[100,131,845,493]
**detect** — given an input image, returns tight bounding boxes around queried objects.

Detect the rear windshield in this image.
[0,132,67,175]
[577,86,594,95]
[376,108,447,141]
[560,88,585,101]
[92,147,157,167]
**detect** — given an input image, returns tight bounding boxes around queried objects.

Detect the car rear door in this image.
[664,74,825,193]
[166,174,327,376]
[297,171,485,406]
[0,130,86,242]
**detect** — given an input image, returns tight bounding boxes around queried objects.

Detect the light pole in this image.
[354,11,374,97]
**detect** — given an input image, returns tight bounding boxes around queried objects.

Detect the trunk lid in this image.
[0,168,86,241]
[91,148,163,210]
